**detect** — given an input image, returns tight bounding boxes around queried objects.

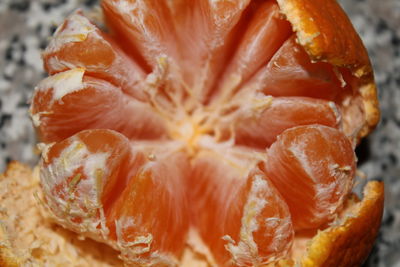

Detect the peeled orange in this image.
[25,0,383,266]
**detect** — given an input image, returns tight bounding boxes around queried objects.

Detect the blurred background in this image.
[0,0,399,266]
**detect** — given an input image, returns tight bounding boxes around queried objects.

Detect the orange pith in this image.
[29,0,380,266]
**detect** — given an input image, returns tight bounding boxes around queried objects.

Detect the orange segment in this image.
[30,69,166,143]
[219,1,291,94]
[233,96,340,148]
[244,36,343,100]
[40,129,131,234]
[190,146,293,266]
[106,143,190,265]
[175,0,251,102]
[263,125,355,230]
[41,129,190,266]
[101,0,180,69]
[43,11,146,100]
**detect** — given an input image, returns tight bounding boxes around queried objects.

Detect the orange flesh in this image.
[32,75,166,142]
[263,125,356,230]
[233,96,340,148]
[105,143,190,264]
[31,1,359,266]
[246,36,344,100]
[190,147,293,265]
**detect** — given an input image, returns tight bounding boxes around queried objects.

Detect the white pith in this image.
[40,138,110,240]
[186,228,219,267]
[222,174,292,266]
[223,174,268,266]
[46,12,98,55]
[114,217,177,266]
[44,12,103,73]
[37,68,85,102]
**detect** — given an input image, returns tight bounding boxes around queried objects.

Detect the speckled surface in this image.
[0,0,399,266]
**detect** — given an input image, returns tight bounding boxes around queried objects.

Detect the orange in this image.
[28,0,382,266]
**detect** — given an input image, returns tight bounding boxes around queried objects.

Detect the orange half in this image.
[28,0,382,266]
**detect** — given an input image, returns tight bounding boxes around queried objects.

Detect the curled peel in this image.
[277,0,380,141]
[300,181,384,267]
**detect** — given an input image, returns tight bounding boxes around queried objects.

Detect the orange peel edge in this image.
[277,0,380,141]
